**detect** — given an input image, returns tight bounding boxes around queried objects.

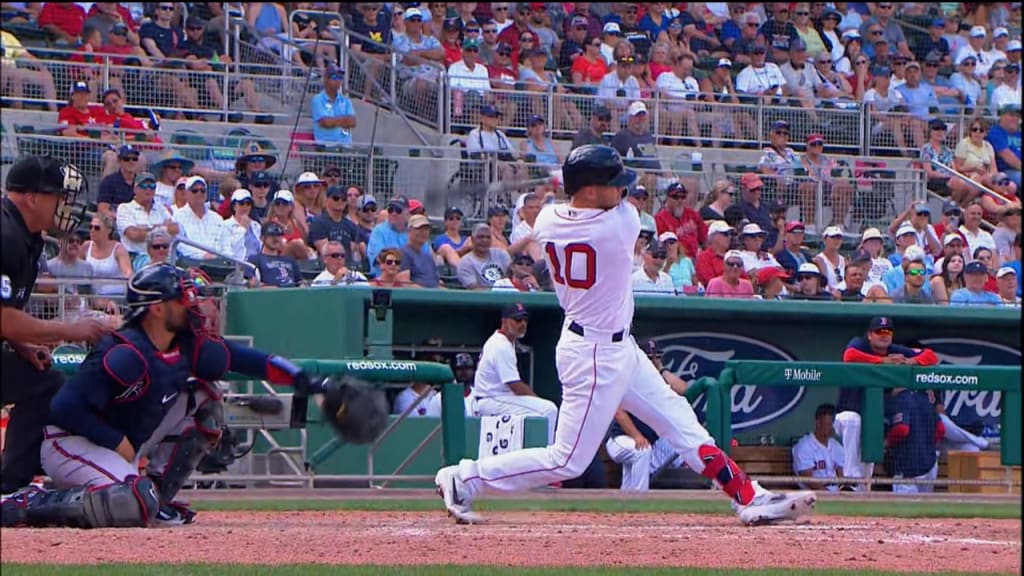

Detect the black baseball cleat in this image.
[155,501,197,526]
[1,485,46,527]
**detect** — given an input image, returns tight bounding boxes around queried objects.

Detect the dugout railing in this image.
[707,360,1022,492]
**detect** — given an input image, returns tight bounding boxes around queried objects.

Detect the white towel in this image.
[478,414,525,459]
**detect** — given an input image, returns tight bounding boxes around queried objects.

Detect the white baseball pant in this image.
[605,435,681,492]
[938,413,989,452]
[40,387,215,488]
[456,325,713,498]
[892,462,938,494]
[475,395,559,444]
[833,410,874,491]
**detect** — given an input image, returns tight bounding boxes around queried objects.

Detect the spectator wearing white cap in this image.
[219,189,262,262]
[996,266,1021,306]
[738,223,781,274]
[611,101,669,192]
[659,231,696,293]
[631,239,676,295]
[173,175,224,260]
[888,221,927,269]
[858,227,894,286]
[696,220,733,287]
[788,262,830,300]
[813,225,847,291]
[986,27,1010,68]
[293,172,325,228]
[934,232,966,273]
[882,244,934,298]
[954,26,993,80]
[705,250,754,299]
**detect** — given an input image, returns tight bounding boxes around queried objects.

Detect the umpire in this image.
[1,155,113,493]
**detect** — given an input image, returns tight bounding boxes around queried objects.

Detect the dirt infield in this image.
[2,510,1020,572]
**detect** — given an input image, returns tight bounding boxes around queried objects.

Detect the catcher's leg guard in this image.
[696,444,755,506]
[3,475,159,528]
[150,394,223,504]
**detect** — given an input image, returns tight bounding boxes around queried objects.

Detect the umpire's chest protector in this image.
[96,328,194,448]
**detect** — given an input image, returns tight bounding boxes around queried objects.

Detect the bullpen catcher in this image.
[1,263,387,528]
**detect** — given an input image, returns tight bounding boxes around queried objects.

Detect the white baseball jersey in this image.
[473,331,521,399]
[392,386,437,416]
[534,200,640,331]
[791,432,845,491]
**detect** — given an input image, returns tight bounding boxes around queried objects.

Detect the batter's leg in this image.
[833,411,874,490]
[604,435,654,492]
[619,340,816,525]
[436,336,633,522]
[0,350,64,493]
[475,395,560,444]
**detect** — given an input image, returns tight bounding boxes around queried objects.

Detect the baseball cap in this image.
[996,266,1017,278]
[914,203,931,215]
[964,261,987,274]
[230,189,252,203]
[797,262,822,276]
[902,245,925,262]
[771,120,790,131]
[296,172,323,185]
[185,175,206,190]
[627,101,648,117]
[408,214,430,229]
[658,231,678,243]
[896,223,917,238]
[452,352,475,369]
[592,104,612,120]
[603,22,621,34]
[806,133,825,145]
[665,181,687,196]
[501,303,529,320]
[643,339,662,358]
[740,223,765,236]
[823,225,844,238]
[389,195,409,210]
[851,249,873,264]
[841,29,861,41]
[994,27,1009,38]
[134,172,156,186]
[403,6,423,20]
[970,25,987,38]
[408,198,424,213]
[943,232,963,246]
[262,222,284,237]
[462,37,481,49]
[931,17,946,28]
[708,220,732,237]
[929,118,947,131]
[444,205,463,218]
[185,15,204,28]
[785,221,805,233]
[740,173,764,190]
[789,38,807,52]
[757,266,790,285]
[628,185,648,198]
[528,114,546,126]
[872,65,891,77]
[70,81,90,95]
[645,239,666,255]
[487,205,508,218]
[868,316,894,332]
[1009,40,1023,52]
[861,227,883,242]
[942,200,961,215]
[117,144,138,159]
[999,104,1022,116]
[570,15,588,28]
[324,62,344,80]
[274,189,295,203]
[442,17,461,31]
[175,176,188,189]
[480,104,501,117]
[359,194,378,209]
[716,58,732,69]
[252,170,271,183]
[724,250,745,265]
[905,60,921,70]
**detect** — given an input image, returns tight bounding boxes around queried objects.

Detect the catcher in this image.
[1,263,387,528]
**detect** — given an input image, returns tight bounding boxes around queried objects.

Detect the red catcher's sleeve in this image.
[886,423,910,446]
[843,347,884,364]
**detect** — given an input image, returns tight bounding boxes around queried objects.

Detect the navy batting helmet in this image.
[124,263,195,323]
[562,145,636,196]
[5,155,88,233]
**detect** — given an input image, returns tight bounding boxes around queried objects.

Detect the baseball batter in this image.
[1,264,315,528]
[472,303,559,444]
[436,145,817,525]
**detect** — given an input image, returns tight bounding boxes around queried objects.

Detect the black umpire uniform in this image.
[1,170,69,493]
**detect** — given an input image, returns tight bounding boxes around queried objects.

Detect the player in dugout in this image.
[836,316,937,491]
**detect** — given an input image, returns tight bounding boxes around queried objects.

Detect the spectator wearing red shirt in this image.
[94,88,162,176]
[932,200,963,240]
[496,4,539,68]
[441,18,464,67]
[38,2,86,44]
[655,182,707,258]
[486,42,518,119]
[705,250,755,298]
[696,220,732,287]
[58,81,109,138]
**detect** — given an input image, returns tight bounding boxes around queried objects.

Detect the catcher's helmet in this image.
[5,155,88,233]
[562,145,636,196]
[452,352,475,369]
[124,263,195,322]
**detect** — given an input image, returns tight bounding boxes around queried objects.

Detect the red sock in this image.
[698,444,755,506]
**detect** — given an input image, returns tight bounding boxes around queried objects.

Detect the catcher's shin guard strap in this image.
[697,444,755,506]
[153,400,223,503]
[20,476,159,528]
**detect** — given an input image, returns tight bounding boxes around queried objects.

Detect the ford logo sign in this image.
[919,338,1020,428]
[652,332,803,431]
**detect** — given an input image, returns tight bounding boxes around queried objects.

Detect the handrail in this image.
[167,236,256,274]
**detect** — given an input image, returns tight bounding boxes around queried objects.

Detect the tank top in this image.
[86,241,126,296]
[818,252,847,291]
[525,138,558,166]
[254,3,283,35]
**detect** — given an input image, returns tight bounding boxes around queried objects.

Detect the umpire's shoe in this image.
[435,463,483,524]
[1,485,46,527]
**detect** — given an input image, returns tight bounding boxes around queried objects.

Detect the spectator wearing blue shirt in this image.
[950,261,1001,306]
[311,63,356,148]
[921,53,961,114]
[366,196,430,277]
[986,104,1022,189]
[1006,233,1022,296]
[895,61,938,147]
[883,244,933,297]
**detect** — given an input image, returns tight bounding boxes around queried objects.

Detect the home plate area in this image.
[1,511,1019,572]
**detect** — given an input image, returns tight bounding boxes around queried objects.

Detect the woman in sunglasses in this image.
[264,190,314,260]
[84,214,132,299]
[370,248,410,287]
[569,34,608,91]
[953,118,998,192]
[219,188,263,262]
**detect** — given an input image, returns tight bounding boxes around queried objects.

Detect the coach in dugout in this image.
[835,316,937,491]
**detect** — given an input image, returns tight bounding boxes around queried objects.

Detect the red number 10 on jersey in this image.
[544,242,596,289]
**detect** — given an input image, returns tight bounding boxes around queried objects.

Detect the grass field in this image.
[192,497,1021,519]
[1,566,1014,576]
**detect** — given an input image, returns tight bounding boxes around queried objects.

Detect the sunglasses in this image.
[150,243,169,250]
[383,258,401,266]
[906,268,927,277]
[650,252,668,260]
[667,193,685,200]
[795,11,809,16]
[104,97,121,105]
[235,199,252,206]
[873,329,893,336]
[159,6,175,11]
[187,25,203,31]
[465,28,481,34]
[971,126,985,133]
[963,61,977,66]
[327,194,345,201]
[447,214,463,220]
[325,252,346,259]
[809,141,824,147]
[997,179,1011,186]
[251,181,270,188]
[590,42,601,47]
[387,206,403,214]
[725,262,744,268]
[774,130,790,136]
[66,237,83,245]
[483,28,497,33]
[855,60,868,65]
[520,37,534,42]
[925,62,939,67]
[324,171,341,178]
[870,30,883,35]
[164,164,182,170]
[464,47,479,53]
[111,28,128,36]
[362,205,378,212]
[797,274,818,280]
[498,50,512,56]
[137,183,156,190]
[494,6,508,11]
[273,199,292,205]
[120,155,139,162]
[89,224,103,231]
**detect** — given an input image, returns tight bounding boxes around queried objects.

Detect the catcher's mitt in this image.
[319,376,389,444]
